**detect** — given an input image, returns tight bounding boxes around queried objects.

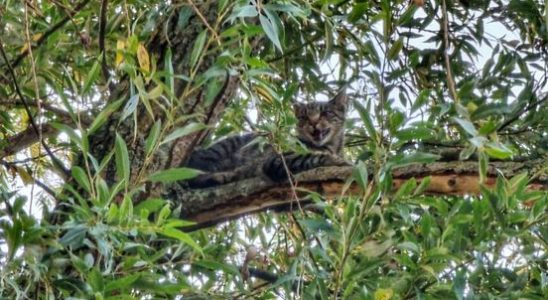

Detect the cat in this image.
[184,89,349,188]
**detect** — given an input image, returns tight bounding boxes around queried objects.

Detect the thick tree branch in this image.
[174,159,548,231]
[0,124,59,159]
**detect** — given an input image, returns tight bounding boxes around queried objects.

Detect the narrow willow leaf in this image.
[82,59,100,94]
[353,100,376,142]
[119,195,133,219]
[145,120,162,155]
[148,168,202,183]
[71,166,91,193]
[115,39,125,66]
[394,178,417,199]
[137,43,150,73]
[115,134,130,185]
[387,38,404,61]
[161,122,207,145]
[121,94,139,121]
[484,142,513,159]
[259,14,282,52]
[352,161,368,189]
[88,99,124,134]
[105,273,141,292]
[453,117,478,136]
[164,48,175,96]
[161,227,202,254]
[478,151,488,183]
[194,260,240,275]
[190,30,207,68]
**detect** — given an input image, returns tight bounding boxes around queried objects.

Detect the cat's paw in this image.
[321,154,351,167]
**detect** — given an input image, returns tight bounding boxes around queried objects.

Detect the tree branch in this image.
[174,159,548,231]
[7,0,91,69]
[0,124,59,159]
[0,42,69,178]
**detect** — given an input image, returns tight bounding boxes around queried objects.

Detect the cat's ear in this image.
[329,88,348,110]
[293,101,305,117]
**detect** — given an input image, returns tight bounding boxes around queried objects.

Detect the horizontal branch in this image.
[174,159,548,231]
[0,123,58,159]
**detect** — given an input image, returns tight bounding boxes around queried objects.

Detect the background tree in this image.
[0,0,547,298]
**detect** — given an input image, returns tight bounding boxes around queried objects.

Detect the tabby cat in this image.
[184,90,349,188]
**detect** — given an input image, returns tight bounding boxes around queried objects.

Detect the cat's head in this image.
[293,90,347,152]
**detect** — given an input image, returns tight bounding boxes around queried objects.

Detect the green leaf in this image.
[391,152,440,167]
[164,48,175,96]
[148,168,202,183]
[119,195,133,219]
[135,198,166,215]
[354,100,377,142]
[115,134,130,185]
[352,161,368,189]
[145,120,162,155]
[59,225,87,248]
[484,142,513,159]
[395,126,434,142]
[190,30,208,69]
[394,178,416,200]
[105,273,141,292]
[120,94,139,121]
[88,99,124,134]
[71,166,91,193]
[453,117,478,136]
[398,4,417,26]
[387,38,404,61]
[88,268,104,292]
[412,89,430,113]
[82,59,100,94]
[259,14,282,52]
[160,227,202,254]
[232,5,258,18]
[161,122,207,145]
[194,260,240,275]
[348,3,368,23]
[478,151,488,183]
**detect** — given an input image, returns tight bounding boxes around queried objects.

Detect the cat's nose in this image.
[313,128,330,140]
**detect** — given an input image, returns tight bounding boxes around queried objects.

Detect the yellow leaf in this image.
[255,86,273,104]
[20,43,29,54]
[32,33,42,41]
[148,85,163,99]
[374,288,393,300]
[137,43,150,73]
[116,40,126,67]
[16,167,34,185]
[30,143,41,159]
[20,109,29,129]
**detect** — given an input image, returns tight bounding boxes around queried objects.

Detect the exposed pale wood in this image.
[174,159,548,231]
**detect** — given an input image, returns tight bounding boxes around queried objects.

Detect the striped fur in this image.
[185,91,348,188]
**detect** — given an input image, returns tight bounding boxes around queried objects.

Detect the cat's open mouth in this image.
[313,128,331,143]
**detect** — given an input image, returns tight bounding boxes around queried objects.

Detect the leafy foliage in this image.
[0,0,547,299]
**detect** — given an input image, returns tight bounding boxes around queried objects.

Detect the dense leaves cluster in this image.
[0,0,546,299]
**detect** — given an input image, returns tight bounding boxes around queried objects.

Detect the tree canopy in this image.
[0,0,547,299]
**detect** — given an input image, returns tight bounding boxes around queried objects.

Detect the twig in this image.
[441,0,459,103]
[8,0,91,68]
[24,1,44,187]
[0,160,57,198]
[0,42,70,179]
[187,0,221,46]
[497,93,548,131]
[99,0,109,81]
[0,99,86,123]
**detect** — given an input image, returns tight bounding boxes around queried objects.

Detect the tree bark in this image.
[170,159,548,231]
